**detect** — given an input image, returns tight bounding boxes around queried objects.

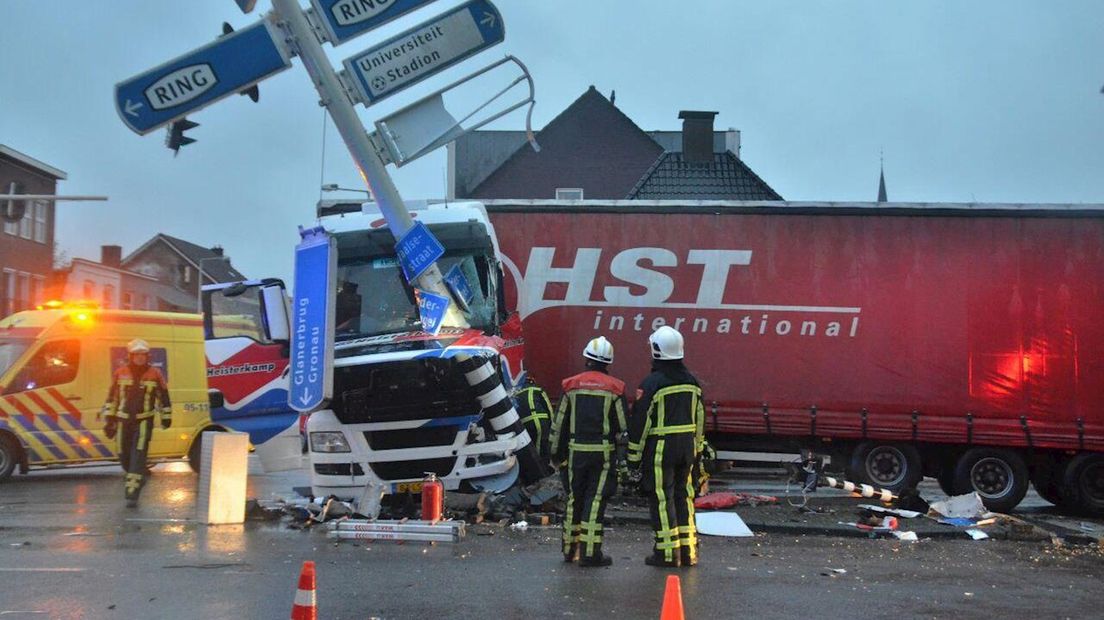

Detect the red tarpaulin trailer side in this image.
[487,203,1104,457]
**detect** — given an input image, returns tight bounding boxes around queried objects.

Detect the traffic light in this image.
[165,118,199,156]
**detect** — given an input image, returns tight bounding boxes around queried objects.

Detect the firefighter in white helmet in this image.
[628,326,705,567]
[550,336,627,567]
[101,339,171,507]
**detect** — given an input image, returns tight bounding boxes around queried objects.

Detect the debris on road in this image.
[695,492,778,510]
[965,529,989,541]
[857,504,923,519]
[929,492,987,520]
[696,512,754,537]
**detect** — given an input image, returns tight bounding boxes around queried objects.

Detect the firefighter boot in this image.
[563,543,578,563]
[124,473,143,508]
[579,545,613,568]
[679,546,698,567]
[645,551,681,568]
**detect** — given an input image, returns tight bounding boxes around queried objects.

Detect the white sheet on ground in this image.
[695,511,754,537]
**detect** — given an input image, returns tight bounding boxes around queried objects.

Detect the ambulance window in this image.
[4,340,80,394]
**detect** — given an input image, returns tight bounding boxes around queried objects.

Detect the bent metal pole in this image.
[269,0,463,324]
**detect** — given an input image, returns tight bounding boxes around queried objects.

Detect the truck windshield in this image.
[333,223,497,340]
[0,338,32,379]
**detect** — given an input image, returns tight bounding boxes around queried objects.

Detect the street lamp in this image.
[197,256,231,311]
[321,183,372,196]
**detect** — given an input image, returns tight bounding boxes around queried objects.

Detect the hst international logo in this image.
[501,247,862,340]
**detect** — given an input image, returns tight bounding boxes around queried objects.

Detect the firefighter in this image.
[516,375,555,462]
[101,339,171,507]
[628,326,705,567]
[551,336,628,567]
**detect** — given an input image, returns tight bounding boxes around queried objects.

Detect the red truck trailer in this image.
[485,200,1104,514]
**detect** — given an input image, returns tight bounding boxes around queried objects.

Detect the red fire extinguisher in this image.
[421,472,444,523]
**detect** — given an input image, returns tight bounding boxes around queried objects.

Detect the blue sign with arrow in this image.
[416,288,451,336]
[444,263,474,306]
[342,0,504,106]
[310,0,440,46]
[289,226,336,413]
[395,221,445,282]
[115,19,292,135]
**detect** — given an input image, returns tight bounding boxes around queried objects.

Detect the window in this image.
[83,280,95,299]
[556,188,584,200]
[18,202,32,240]
[122,291,134,310]
[208,286,271,343]
[0,271,11,316]
[30,276,44,307]
[182,265,192,284]
[33,201,47,244]
[3,182,19,236]
[102,285,115,309]
[4,339,80,394]
[141,294,152,310]
[14,273,28,312]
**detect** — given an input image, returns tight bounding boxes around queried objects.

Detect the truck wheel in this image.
[936,468,956,496]
[0,434,21,481]
[952,448,1029,513]
[1030,458,1068,507]
[849,442,922,492]
[1059,454,1104,517]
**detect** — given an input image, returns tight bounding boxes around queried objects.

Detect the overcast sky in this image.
[2,1,1102,282]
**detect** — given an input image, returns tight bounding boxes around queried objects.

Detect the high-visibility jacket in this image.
[551,371,628,460]
[102,365,172,426]
[627,363,705,463]
[516,384,554,458]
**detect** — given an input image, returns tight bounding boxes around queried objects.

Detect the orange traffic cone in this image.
[291,560,317,620]
[660,574,685,620]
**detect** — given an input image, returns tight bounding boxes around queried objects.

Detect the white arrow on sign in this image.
[480,12,496,27]
[299,389,313,406]
[124,99,144,117]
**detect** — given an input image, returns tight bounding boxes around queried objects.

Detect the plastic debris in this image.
[858,504,923,519]
[695,492,778,510]
[928,492,986,519]
[965,529,989,540]
[509,520,529,532]
[891,531,919,542]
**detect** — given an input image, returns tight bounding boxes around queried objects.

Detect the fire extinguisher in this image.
[421,472,444,523]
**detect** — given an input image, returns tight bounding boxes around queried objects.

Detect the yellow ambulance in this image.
[0,302,216,480]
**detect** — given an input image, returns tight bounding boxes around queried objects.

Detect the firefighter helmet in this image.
[583,336,614,364]
[648,326,684,360]
[126,339,151,355]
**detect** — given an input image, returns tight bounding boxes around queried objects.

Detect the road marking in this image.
[0,568,87,572]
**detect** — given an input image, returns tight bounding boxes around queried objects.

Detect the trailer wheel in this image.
[1059,454,1104,517]
[1030,458,1068,507]
[936,468,956,496]
[849,442,922,492]
[952,448,1029,513]
[0,433,21,482]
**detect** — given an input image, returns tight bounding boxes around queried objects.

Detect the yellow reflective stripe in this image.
[137,421,149,451]
[654,438,675,561]
[562,450,577,553]
[583,464,609,556]
[569,442,614,452]
[519,412,550,425]
[647,423,697,437]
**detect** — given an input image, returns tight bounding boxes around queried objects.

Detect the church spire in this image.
[877,152,888,202]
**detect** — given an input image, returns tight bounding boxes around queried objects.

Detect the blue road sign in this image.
[289,226,336,412]
[444,263,474,305]
[310,0,440,46]
[115,19,292,135]
[395,221,445,282]
[342,0,504,106]
[416,288,451,336]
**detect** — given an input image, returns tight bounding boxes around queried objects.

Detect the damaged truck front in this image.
[306,202,541,499]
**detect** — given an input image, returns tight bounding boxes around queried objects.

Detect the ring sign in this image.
[342,0,504,106]
[310,0,440,46]
[290,226,336,412]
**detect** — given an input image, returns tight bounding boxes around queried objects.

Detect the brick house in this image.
[121,234,245,312]
[0,144,65,316]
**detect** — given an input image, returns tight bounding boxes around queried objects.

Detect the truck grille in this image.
[332,357,479,425]
[370,457,456,481]
[365,426,459,450]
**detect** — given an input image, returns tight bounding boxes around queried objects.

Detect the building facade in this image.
[0,144,65,316]
[121,234,245,313]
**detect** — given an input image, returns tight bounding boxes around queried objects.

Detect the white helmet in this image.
[127,339,150,354]
[583,336,614,364]
[648,326,684,360]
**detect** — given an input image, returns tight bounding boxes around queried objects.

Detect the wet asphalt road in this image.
[1,460,1103,619]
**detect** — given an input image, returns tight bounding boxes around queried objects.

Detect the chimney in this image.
[679,110,718,164]
[210,245,224,257]
[101,245,122,269]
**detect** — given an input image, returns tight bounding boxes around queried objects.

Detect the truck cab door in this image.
[202,279,299,456]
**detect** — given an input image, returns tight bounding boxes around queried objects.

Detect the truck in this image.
[0,282,301,481]
[479,199,1104,515]
[302,201,535,499]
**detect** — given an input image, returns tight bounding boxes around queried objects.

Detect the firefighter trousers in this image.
[563,450,617,560]
[640,435,697,564]
[118,419,153,502]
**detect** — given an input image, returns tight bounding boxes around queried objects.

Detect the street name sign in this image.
[342,0,504,106]
[310,0,440,46]
[115,19,292,135]
[416,288,451,336]
[444,263,474,305]
[395,221,445,282]
[290,226,336,412]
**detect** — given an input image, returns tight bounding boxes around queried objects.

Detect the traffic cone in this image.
[660,574,684,620]
[291,560,317,620]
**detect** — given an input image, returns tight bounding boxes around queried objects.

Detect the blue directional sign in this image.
[289,226,336,412]
[444,263,474,306]
[416,288,451,336]
[115,19,292,135]
[310,0,440,46]
[342,0,504,106]
[395,221,445,282]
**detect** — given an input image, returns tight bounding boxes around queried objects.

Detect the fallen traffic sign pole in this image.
[327,519,465,543]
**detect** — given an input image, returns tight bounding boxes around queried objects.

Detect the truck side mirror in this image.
[261,284,290,342]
